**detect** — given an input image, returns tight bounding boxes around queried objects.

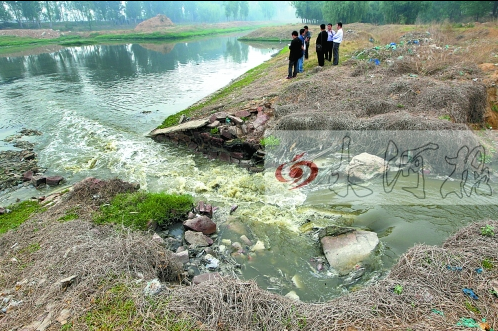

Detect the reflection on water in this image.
[1,33,498,302]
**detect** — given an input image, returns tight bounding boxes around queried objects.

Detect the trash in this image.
[447,265,462,271]
[456,318,491,330]
[475,267,483,274]
[472,78,478,82]
[397,56,404,60]
[462,288,478,300]
[408,73,418,78]
[445,45,450,49]
[374,59,380,65]
[431,309,444,316]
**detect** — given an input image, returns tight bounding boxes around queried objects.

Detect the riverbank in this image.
[0,19,276,56]
[1,21,498,330]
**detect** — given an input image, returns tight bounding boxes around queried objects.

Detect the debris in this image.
[447,265,462,271]
[462,288,478,300]
[431,309,444,316]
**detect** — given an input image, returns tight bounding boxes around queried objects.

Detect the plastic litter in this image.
[475,267,483,274]
[456,318,479,328]
[447,265,463,271]
[431,309,444,316]
[462,288,478,300]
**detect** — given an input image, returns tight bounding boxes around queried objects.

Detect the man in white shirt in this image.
[332,22,343,66]
[326,23,334,62]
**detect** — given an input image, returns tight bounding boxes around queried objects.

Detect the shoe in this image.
[292,75,297,78]
[286,76,292,79]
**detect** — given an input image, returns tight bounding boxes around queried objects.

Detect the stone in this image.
[346,153,387,182]
[56,309,71,325]
[172,250,190,264]
[321,230,379,276]
[235,110,251,118]
[251,240,265,251]
[207,120,220,128]
[285,290,300,301]
[22,170,33,182]
[184,230,213,247]
[227,115,244,125]
[59,275,77,288]
[46,176,64,186]
[240,235,252,246]
[184,215,216,235]
[192,272,222,285]
[253,113,269,129]
[31,176,46,187]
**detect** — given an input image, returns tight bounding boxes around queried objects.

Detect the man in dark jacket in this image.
[316,24,328,67]
[287,30,303,79]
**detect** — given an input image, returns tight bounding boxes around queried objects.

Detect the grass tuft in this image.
[94,192,194,230]
[0,200,44,235]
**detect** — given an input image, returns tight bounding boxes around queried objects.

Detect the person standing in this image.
[304,25,311,59]
[332,22,343,66]
[326,23,335,62]
[298,28,306,73]
[287,30,303,79]
[316,24,328,67]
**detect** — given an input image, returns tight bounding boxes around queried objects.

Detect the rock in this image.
[229,205,238,214]
[346,153,387,182]
[59,275,77,288]
[240,235,252,246]
[45,176,63,186]
[0,207,5,215]
[285,290,300,301]
[22,170,33,182]
[152,233,164,244]
[321,230,379,276]
[251,240,265,252]
[235,110,251,118]
[172,250,190,264]
[184,215,216,235]
[203,254,220,270]
[56,309,71,325]
[184,230,213,247]
[31,176,46,187]
[192,272,222,284]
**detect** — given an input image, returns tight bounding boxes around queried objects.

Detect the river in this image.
[1,32,497,303]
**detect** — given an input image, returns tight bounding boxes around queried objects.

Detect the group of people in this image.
[287,22,343,79]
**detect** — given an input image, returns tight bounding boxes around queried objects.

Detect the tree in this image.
[380,1,429,24]
[290,1,323,23]
[42,1,61,28]
[6,1,24,27]
[323,1,369,24]
[239,1,249,20]
[461,1,493,21]
[72,1,94,29]
[0,1,13,21]
[125,1,142,23]
[259,1,276,20]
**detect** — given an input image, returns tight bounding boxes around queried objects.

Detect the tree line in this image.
[291,1,498,25]
[0,1,280,28]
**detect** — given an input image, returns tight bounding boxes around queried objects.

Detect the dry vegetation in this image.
[1,22,498,331]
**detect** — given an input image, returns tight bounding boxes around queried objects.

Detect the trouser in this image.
[305,42,310,59]
[333,42,340,65]
[317,51,325,66]
[326,41,333,61]
[288,59,298,77]
[298,55,304,72]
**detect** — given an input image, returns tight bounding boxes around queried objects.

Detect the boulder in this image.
[46,176,64,186]
[184,215,216,235]
[346,152,387,182]
[321,230,379,276]
[184,230,213,247]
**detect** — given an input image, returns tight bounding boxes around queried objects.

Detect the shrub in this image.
[480,224,495,237]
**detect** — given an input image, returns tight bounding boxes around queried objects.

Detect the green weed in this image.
[439,115,451,121]
[480,224,495,237]
[210,127,219,135]
[394,284,403,295]
[94,192,193,230]
[0,200,45,235]
[260,135,280,148]
[482,258,494,270]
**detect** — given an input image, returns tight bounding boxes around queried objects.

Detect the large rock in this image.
[184,230,213,247]
[184,215,216,235]
[346,152,387,182]
[321,230,379,276]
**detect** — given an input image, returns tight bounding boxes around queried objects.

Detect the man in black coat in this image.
[316,24,328,67]
[287,30,303,79]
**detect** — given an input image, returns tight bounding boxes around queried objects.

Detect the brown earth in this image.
[134,14,174,32]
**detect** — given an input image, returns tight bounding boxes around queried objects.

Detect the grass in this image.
[482,257,494,270]
[480,224,495,237]
[58,207,80,222]
[94,192,194,231]
[74,281,202,331]
[0,200,45,235]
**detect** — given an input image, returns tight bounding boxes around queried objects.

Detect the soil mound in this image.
[134,14,174,32]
